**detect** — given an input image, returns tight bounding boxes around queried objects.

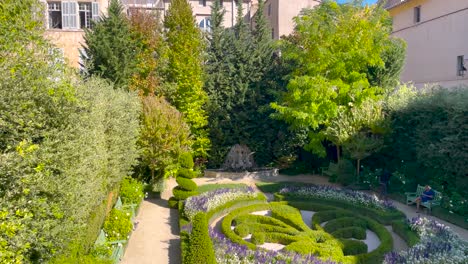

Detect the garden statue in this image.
[221,144,256,171]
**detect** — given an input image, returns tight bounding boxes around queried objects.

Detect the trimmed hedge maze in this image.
[178,184,466,264]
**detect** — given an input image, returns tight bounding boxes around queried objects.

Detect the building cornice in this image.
[383,0,412,10]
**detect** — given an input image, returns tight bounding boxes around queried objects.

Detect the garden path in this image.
[122,174,468,264]
[121,197,180,264]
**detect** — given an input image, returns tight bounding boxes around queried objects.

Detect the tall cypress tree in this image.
[164,0,210,161]
[204,0,296,167]
[82,0,138,88]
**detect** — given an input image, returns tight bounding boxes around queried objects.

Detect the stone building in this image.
[40,0,318,68]
[383,0,468,88]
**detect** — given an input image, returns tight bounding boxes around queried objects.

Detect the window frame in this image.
[414,5,421,23]
[48,1,62,29]
[457,55,467,77]
[199,17,211,32]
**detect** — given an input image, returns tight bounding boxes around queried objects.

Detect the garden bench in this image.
[94,229,127,264]
[405,185,442,212]
[114,196,138,220]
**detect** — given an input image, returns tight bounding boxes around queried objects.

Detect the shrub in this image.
[172,186,197,200]
[179,152,195,169]
[332,227,366,240]
[391,220,419,247]
[120,177,144,205]
[168,197,179,209]
[234,224,250,237]
[340,239,368,255]
[176,177,197,191]
[270,203,311,232]
[178,168,197,179]
[323,217,367,233]
[324,159,355,185]
[251,233,265,245]
[185,213,216,264]
[103,209,133,241]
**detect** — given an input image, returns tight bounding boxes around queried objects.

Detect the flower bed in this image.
[384,217,468,264]
[210,227,338,264]
[184,187,257,221]
[279,186,396,211]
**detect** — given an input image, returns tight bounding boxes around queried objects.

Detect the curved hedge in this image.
[275,193,404,225]
[185,212,216,264]
[332,227,367,240]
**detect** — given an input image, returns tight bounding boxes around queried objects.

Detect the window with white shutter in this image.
[92,2,99,21]
[61,1,69,28]
[69,2,78,29]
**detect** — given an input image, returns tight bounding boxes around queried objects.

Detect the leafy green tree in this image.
[82,0,139,88]
[139,96,192,184]
[271,1,394,157]
[164,0,210,160]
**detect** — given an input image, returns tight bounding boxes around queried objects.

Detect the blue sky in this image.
[337,0,379,5]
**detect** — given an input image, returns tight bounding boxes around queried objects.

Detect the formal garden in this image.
[1,0,467,263]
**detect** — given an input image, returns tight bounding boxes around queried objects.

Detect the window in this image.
[199,17,211,32]
[457,56,467,76]
[271,28,274,39]
[79,3,91,29]
[199,0,207,7]
[414,6,421,23]
[48,2,62,29]
[268,4,271,16]
[47,1,99,30]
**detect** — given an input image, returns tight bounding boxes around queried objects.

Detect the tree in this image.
[205,0,292,167]
[164,0,210,161]
[139,96,192,184]
[128,9,164,96]
[82,0,139,88]
[271,1,395,157]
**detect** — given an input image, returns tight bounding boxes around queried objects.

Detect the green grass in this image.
[196,183,248,193]
[255,182,316,193]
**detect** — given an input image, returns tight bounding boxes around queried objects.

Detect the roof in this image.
[383,0,412,10]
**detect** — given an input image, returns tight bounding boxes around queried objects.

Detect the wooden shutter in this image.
[92,2,100,21]
[69,2,77,29]
[61,1,69,28]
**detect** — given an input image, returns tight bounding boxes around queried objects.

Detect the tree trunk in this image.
[356,159,361,182]
[336,145,340,162]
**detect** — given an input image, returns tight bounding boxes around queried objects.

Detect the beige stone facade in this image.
[40,0,109,68]
[264,0,319,39]
[42,0,316,68]
[385,0,468,88]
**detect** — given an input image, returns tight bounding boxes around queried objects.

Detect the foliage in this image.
[0,1,141,261]
[272,1,395,157]
[205,0,298,167]
[139,96,192,183]
[184,187,257,221]
[82,0,139,88]
[120,177,144,205]
[374,85,468,215]
[251,233,266,245]
[171,153,198,205]
[164,0,210,160]
[197,183,248,193]
[340,239,368,255]
[331,227,367,240]
[103,209,132,241]
[384,217,468,264]
[391,220,419,247]
[185,213,216,264]
[127,9,165,96]
[324,159,356,185]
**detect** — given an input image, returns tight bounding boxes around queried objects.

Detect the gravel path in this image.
[121,174,468,264]
[121,198,180,264]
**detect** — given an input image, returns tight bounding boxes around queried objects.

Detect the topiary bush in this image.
[185,212,216,264]
[176,177,197,192]
[168,197,179,209]
[120,176,144,205]
[331,227,366,240]
[170,153,198,207]
[391,220,419,247]
[103,208,133,241]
